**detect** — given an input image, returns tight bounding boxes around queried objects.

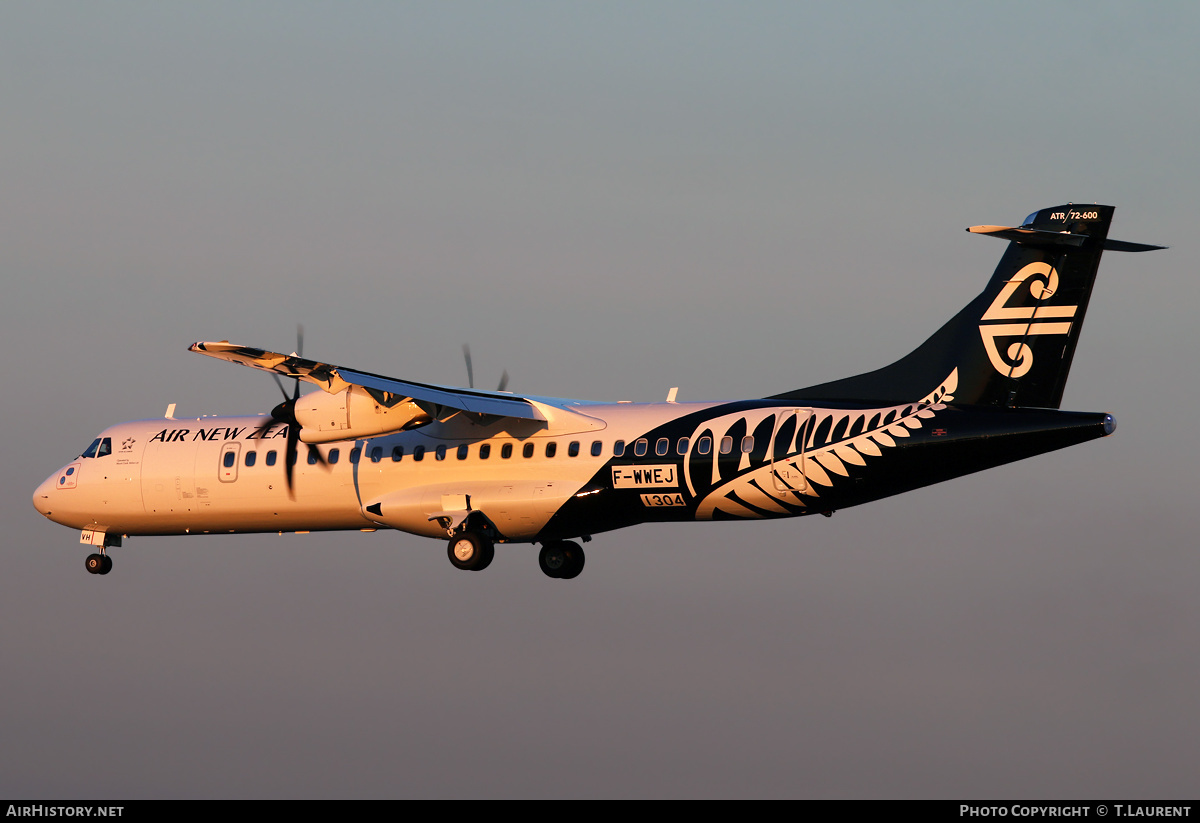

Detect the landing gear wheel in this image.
[447,532,493,571]
[85,554,104,575]
[473,541,495,572]
[539,543,566,578]
[99,555,113,575]
[558,541,585,579]
[539,541,585,579]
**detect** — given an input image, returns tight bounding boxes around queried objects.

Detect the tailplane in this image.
[774,204,1165,409]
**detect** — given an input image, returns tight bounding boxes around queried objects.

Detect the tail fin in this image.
[774,204,1165,409]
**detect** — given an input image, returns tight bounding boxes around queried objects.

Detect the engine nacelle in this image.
[295,386,432,444]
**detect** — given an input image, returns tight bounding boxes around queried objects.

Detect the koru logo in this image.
[978,262,1077,377]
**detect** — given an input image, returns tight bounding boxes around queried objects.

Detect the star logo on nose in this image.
[122,438,136,450]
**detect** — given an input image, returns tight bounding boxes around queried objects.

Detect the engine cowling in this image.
[294,386,432,443]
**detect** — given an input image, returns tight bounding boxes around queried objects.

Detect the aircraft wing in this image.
[188,341,547,422]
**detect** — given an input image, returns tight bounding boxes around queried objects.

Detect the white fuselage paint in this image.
[33,401,731,543]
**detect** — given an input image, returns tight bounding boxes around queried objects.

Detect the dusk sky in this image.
[3,2,1198,797]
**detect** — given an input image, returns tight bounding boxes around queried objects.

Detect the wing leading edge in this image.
[189,341,547,422]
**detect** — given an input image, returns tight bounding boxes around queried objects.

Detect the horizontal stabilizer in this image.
[968,225,1166,252]
[967,225,1087,247]
[1101,238,1168,253]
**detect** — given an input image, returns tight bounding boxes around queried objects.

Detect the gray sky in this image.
[3,1,1197,798]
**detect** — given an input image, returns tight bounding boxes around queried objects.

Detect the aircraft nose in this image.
[32,474,59,517]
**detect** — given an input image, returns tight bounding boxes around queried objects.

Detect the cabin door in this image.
[770,408,810,497]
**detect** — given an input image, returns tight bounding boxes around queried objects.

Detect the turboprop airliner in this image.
[33,204,1164,579]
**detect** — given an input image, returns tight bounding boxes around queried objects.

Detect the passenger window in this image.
[266,451,278,466]
[634,439,648,457]
[591,440,603,457]
[479,444,491,459]
[245,451,257,467]
[435,445,446,461]
[392,446,404,462]
[545,442,557,458]
[741,436,754,453]
[501,443,513,459]
[413,445,425,461]
[223,451,236,468]
[523,443,534,458]
[568,441,580,457]
[349,448,361,464]
[676,438,689,455]
[307,448,319,465]
[720,436,733,454]
[655,438,669,456]
[328,448,339,464]
[697,436,712,455]
[370,447,383,463]
[613,440,625,457]
[457,444,469,460]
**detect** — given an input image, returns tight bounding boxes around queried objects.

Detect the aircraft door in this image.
[770,408,810,496]
[218,443,241,483]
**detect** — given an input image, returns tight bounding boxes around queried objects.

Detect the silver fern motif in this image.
[685,369,959,519]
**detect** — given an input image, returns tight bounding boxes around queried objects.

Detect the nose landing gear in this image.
[85,553,112,575]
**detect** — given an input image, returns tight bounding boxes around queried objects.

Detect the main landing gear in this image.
[539,540,585,580]
[444,533,588,579]
[85,553,112,575]
[447,532,495,572]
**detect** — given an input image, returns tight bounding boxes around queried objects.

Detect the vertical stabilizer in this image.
[774,204,1164,408]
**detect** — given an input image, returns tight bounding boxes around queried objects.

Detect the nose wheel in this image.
[539,540,585,579]
[85,553,113,575]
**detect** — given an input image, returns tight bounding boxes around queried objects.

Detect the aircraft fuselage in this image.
[33,390,1114,546]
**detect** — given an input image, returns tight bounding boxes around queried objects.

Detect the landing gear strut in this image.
[447,532,494,571]
[539,540,585,580]
[85,553,112,575]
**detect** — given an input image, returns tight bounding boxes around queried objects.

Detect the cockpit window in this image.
[80,437,113,458]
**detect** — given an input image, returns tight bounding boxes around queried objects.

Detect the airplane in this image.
[33,204,1164,580]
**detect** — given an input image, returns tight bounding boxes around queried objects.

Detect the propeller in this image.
[267,325,325,497]
[462,343,509,392]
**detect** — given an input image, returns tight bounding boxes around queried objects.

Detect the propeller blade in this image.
[271,326,308,498]
[462,343,474,389]
[285,420,299,496]
[271,374,290,403]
